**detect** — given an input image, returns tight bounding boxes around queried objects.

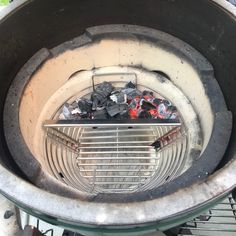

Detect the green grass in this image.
[0,0,9,6]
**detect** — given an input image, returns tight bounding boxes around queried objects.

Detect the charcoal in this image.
[113,110,129,119]
[106,104,128,117]
[168,105,177,113]
[71,114,82,120]
[107,104,120,117]
[62,103,72,119]
[122,88,142,100]
[138,110,152,119]
[92,109,108,119]
[169,111,179,120]
[59,80,179,121]
[91,95,108,110]
[80,113,90,119]
[110,91,127,104]
[106,100,116,107]
[71,108,81,115]
[142,90,154,97]
[162,99,172,107]
[71,101,79,109]
[91,81,113,110]
[153,98,163,105]
[125,81,136,89]
[157,103,173,119]
[77,98,92,113]
[141,100,156,110]
[129,108,138,119]
[129,97,139,109]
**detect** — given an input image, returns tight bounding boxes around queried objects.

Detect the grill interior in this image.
[39,64,197,195]
[6,26,225,200]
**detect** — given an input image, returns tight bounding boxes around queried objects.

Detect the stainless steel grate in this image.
[76,125,158,193]
[43,120,189,194]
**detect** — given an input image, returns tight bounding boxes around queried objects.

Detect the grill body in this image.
[0,0,235,235]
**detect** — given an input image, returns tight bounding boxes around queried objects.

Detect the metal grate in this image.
[77,125,158,193]
[43,120,188,194]
[178,196,236,236]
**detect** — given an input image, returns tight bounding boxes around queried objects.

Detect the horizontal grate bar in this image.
[79,134,157,139]
[79,151,156,154]
[210,208,236,211]
[84,175,151,178]
[80,141,152,145]
[78,146,153,149]
[77,157,159,160]
[192,221,236,225]
[92,181,145,185]
[79,169,156,172]
[44,119,181,127]
[81,128,154,134]
[180,227,236,232]
[77,163,157,166]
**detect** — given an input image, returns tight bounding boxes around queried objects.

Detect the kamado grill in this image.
[0,1,236,235]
